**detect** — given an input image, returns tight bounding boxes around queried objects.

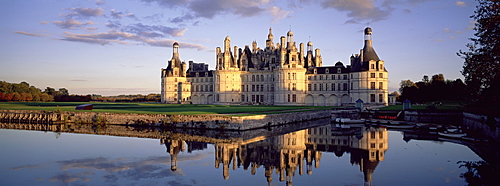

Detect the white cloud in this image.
[66,7,105,19]
[144,0,289,23]
[320,0,392,23]
[14,31,46,37]
[60,31,207,51]
[455,1,466,7]
[110,9,137,20]
[53,19,95,29]
[269,6,293,23]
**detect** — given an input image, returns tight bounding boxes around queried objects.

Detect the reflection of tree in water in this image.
[458,161,498,186]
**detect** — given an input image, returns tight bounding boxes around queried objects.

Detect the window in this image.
[313,84,317,91]
[242,85,245,92]
[338,83,341,91]
[351,82,353,90]
[379,94,383,103]
[320,75,323,80]
[325,84,329,91]
[370,94,375,102]
[292,83,296,91]
[292,94,296,102]
[288,94,291,102]
[343,83,348,91]
[371,64,375,69]
[308,84,311,91]
[252,75,255,82]
[261,85,264,92]
[319,84,323,91]
[288,73,291,80]
[241,95,245,102]
[332,83,335,91]
[379,82,383,89]
[371,131,376,139]
[252,95,255,102]
[371,73,375,78]
[261,75,264,81]
[380,64,383,69]
[332,75,335,80]
[343,75,348,80]
[379,73,383,78]
[337,68,341,73]
[371,143,376,148]
[379,131,384,138]
[252,85,255,92]
[371,82,376,89]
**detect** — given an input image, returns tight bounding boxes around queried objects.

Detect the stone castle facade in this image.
[161,27,388,106]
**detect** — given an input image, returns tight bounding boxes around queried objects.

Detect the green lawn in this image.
[0,102,332,115]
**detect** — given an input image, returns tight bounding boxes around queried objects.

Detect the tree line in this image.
[0,81,90,102]
[398,74,466,104]
[0,81,160,102]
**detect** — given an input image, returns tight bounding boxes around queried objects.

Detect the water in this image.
[0,122,496,186]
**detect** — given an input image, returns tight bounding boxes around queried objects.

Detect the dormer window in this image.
[326,69,329,74]
[337,68,341,73]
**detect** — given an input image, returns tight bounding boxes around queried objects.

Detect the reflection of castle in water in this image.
[162,125,388,185]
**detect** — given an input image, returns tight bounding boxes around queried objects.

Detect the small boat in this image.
[438,132,466,139]
[339,118,366,124]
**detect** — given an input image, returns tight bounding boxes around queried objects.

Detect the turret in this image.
[286,30,294,49]
[362,27,380,62]
[224,36,231,52]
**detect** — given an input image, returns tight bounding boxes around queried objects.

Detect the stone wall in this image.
[462,112,500,142]
[0,109,330,130]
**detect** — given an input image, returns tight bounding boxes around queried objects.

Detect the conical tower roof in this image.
[362,27,380,62]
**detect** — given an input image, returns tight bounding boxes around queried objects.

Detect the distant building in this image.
[161,27,388,106]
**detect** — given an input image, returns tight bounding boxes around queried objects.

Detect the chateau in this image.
[161,27,388,106]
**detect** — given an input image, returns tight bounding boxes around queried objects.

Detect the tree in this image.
[399,80,417,93]
[44,87,56,95]
[458,0,500,105]
[58,88,69,96]
[11,92,22,101]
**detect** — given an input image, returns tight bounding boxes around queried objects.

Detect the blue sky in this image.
[0,0,476,96]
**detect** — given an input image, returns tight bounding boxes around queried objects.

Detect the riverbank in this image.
[0,102,331,115]
[0,108,331,130]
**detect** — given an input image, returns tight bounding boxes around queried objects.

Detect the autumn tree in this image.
[458,0,500,106]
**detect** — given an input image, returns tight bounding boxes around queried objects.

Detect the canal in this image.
[0,121,497,185]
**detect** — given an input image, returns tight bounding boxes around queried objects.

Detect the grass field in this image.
[0,102,332,115]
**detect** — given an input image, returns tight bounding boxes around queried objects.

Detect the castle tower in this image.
[266,27,274,49]
[362,27,380,62]
[161,42,190,103]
